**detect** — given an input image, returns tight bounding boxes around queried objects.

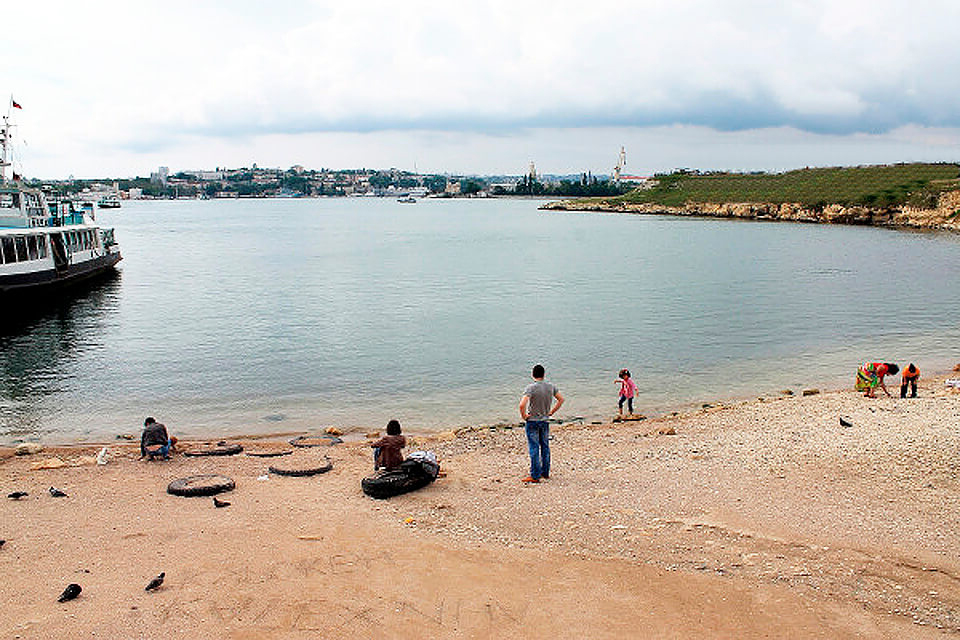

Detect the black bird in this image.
[7,491,28,500]
[213,497,230,508]
[145,572,165,591]
[49,487,68,498]
[57,583,82,602]
[839,415,854,428]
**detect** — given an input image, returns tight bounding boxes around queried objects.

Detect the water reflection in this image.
[0,272,122,440]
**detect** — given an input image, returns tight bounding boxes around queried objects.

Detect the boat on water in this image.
[397,196,416,203]
[0,107,122,298]
[97,193,121,209]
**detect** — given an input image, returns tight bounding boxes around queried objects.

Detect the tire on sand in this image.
[361,456,439,500]
[268,456,333,477]
[167,474,236,497]
[245,448,295,458]
[289,436,341,448]
[183,443,244,457]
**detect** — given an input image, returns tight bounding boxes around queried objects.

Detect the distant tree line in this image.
[512,172,630,197]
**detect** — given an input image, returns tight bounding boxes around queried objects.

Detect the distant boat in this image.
[1,111,122,298]
[397,196,416,204]
[97,194,121,208]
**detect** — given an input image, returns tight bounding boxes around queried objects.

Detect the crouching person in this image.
[140,417,177,460]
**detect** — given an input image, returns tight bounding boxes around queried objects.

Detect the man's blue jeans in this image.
[525,420,550,479]
[145,441,171,460]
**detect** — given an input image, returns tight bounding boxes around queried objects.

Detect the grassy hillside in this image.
[617,163,960,208]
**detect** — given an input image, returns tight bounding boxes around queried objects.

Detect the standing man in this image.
[519,364,564,484]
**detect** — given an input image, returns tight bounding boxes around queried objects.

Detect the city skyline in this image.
[5,0,960,180]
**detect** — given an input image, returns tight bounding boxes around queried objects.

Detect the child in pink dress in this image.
[616,369,637,416]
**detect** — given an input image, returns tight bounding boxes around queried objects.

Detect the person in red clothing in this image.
[371,419,406,471]
[900,363,920,398]
[855,362,898,398]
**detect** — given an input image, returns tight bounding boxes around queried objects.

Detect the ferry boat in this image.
[97,193,121,209]
[0,109,122,297]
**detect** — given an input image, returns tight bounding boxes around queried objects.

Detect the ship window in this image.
[86,230,93,249]
[27,235,39,260]
[15,236,28,262]
[38,236,48,259]
[1,237,13,263]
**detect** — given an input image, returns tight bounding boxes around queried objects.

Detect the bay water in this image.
[2,197,960,442]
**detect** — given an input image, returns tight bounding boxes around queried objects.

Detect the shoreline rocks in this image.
[542,190,960,232]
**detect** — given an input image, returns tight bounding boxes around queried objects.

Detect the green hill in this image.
[617,163,960,208]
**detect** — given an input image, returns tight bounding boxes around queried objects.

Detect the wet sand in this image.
[2,375,959,638]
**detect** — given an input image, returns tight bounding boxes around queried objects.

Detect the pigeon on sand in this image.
[145,572,165,591]
[57,583,82,602]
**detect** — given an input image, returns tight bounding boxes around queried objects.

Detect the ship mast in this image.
[2,96,22,185]
[0,112,10,185]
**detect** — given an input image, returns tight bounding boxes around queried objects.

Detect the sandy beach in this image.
[2,374,959,639]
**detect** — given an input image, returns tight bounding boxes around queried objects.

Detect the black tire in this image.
[183,443,244,457]
[167,474,235,497]
[362,469,433,500]
[244,449,294,458]
[289,435,342,448]
[268,456,333,477]
[289,436,326,448]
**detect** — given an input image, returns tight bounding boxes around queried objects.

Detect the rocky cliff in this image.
[542,190,960,231]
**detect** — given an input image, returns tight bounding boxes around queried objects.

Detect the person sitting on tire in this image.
[371,420,405,471]
[140,417,177,460]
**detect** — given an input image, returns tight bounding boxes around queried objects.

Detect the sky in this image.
[4,0,960,179]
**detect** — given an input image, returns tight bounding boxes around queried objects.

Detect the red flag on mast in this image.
[12,99,22,109]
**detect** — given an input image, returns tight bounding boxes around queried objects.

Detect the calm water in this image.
[3,197,960,443]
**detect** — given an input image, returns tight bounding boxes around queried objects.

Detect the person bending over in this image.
[855,362,899,398]
[900,363,920,398]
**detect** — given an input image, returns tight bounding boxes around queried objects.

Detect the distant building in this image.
[150,166,169,185]
[186,169,225,181]
[445,180,461,195]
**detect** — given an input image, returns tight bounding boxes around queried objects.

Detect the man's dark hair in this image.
[532,364,545,378]
[144,417,156,426]
[885,363,899,376]
[386,419,402,436]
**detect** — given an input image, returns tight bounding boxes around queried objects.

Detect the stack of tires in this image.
[361,452,439,499]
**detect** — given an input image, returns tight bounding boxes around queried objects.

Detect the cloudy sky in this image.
[5,0,960,179]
